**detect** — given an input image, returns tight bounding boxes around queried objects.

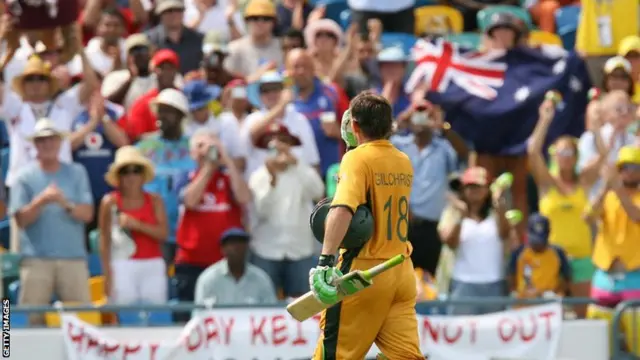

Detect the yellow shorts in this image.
[313,254,424,360]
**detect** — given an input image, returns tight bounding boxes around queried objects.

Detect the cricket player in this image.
[309,93,423,359]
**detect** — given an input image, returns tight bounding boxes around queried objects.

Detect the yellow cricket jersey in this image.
[576,0,638,56]
[538,187,593,259]
[592,191,640,270]
[332,140,413,260]
[508,245,571,295]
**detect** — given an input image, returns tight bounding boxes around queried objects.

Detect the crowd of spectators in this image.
[0,0,638,333]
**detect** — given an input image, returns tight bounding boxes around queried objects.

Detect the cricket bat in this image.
[286,254,406,322]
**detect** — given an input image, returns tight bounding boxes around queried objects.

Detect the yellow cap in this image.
[245,0,276,18]
[604,56,632,74]
[618,35,640,56]
[616,146,640,167]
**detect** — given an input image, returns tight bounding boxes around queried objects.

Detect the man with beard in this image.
[136,88,196,264]
[390,103,467,277]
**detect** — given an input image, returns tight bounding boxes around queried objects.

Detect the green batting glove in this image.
[341,109,358,149]
[309,266,343,304]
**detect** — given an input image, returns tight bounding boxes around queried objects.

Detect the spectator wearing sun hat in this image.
[219,79,252,128]
[136,88,196,263]
[99,145,168,305]
[372,46,412,119]
[249,123,324,297]
[124,49,181,142]
[146,0,203,74]
[183,79,247,169]
[10,118,94,325]
[304,19,344,80]
[618,36,640,104]
[242,71,320,180]
[224,0,283,78]
[601,56,636,101]
[103,33,160,111]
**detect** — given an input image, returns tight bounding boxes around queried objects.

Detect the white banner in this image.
[61,303,562,360]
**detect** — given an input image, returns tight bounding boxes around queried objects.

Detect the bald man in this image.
[286,49,343,178]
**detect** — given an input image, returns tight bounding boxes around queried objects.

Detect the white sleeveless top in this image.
[452,214,504,284]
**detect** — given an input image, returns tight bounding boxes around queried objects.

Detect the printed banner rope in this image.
[62,303,563,360]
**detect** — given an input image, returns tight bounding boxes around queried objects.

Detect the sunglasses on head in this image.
[259,83,283,94]
[620,163,640,171]
[246,16,273,22]
[316,31,338,40]
[24,75,49,82]
[118,165,144,176]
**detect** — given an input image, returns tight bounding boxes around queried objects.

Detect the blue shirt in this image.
[72,102,123,202]
[374,85,411,118]
[293,78,340,176]
[136,134,196,243]
[9,162,93,259]
[391,134,457,221]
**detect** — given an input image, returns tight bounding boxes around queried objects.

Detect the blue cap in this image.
[527,213,550,244]
[247,71,285,108]
[220,227,250,244]
[182,80,221,112]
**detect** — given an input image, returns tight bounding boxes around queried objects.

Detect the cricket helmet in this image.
[310,198,374,249]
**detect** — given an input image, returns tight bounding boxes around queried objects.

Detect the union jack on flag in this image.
[405,39,508,100]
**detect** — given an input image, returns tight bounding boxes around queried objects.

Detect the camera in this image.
[207,145,219,161]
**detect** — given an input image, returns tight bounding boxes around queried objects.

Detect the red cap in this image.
[151,49,180,68]
[461,166,491,186]
[255,123,302,149]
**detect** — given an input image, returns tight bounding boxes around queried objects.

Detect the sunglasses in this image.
[615,104,636,115]
[620,163,640,172]
[259,84,283,94]
[118,165,145,176]
[129,46,150,55]
[24,75,49,83]
[316,31,338,40]
[555,148,575,157]
[246,16,273,23]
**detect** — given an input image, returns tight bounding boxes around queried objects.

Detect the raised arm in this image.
[527,99,556,193]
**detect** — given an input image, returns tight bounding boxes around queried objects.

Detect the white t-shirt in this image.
[452,215,504,284]
[85,37,126,77]
[183,112,247,160]
[240,105,320,180]
[4,86,82,186]
[183,0,246,38]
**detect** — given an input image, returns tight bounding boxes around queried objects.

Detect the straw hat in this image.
[104,146,155,187]
[27,118,69,141]
[12,56,60,98]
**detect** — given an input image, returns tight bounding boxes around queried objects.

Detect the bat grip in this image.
[365,254,405,278]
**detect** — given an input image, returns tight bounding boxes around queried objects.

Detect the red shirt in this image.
[123,88,160,142]
[113,191,162,259]
[175,170,243,267]
[79,7,141,45]
[329,82,350,157]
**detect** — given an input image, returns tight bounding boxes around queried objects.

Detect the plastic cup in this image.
[505,209,523,226]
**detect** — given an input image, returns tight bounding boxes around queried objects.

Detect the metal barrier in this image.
[613,300,640,359]
[12,296,599,326]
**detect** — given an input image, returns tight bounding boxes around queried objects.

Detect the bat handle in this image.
[365,254,406,278]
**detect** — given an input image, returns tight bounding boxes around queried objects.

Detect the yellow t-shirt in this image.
[592,191,640,270]
[332,140,413,260]
[633,83,640,104]
[508,245,571,295]
[576,0,638,56]
[538,187,593,258]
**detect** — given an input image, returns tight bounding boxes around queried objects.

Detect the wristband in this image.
[318,254,335,267]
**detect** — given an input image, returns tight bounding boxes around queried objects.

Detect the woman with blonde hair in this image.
[99,146,169,304]
[528,96,608,317]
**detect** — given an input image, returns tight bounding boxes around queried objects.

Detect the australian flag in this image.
[406,39,591,155]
